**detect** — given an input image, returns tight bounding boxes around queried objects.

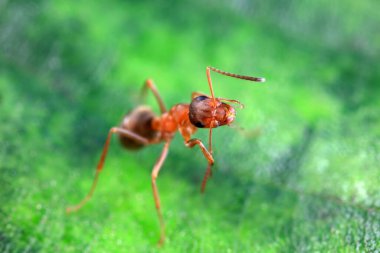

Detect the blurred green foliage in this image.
[1,0,379,252]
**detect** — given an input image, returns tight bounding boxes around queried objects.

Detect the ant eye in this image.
[194,95,208,101]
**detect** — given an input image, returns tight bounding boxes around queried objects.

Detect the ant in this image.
[66,66,265,245]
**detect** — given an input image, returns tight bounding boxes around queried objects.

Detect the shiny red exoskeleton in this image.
[66,66,265,245]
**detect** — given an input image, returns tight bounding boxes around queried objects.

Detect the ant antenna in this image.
[209,66,266,83]
[206,66,265,107]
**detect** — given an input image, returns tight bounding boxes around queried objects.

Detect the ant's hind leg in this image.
[141,79,167,113]
[66,127,149,214]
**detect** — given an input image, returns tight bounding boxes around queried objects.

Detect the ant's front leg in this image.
[185,138,214,192]
[66,127,149,213]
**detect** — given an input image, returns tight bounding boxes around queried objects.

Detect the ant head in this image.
[189,95,236,128]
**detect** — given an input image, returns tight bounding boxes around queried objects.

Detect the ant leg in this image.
[185,137,215,192]
[201,164,213,193]
[141,79,167,113]
[151,140,171,246]
[204,127,214,192]
[185,139,214,164]
[66,127,149,214]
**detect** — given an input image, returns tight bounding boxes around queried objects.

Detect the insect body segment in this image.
[189,96,236,128]
[66,67,265,246]
[119,106,157,149]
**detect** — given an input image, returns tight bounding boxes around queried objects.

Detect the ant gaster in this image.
[66,66,265,245]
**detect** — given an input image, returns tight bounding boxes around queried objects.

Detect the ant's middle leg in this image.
[66,127,149,213]
[141,79,167,113]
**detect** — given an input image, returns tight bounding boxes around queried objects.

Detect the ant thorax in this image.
[189,96,236,128]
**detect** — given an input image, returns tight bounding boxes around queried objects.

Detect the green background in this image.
[1,0,379,252]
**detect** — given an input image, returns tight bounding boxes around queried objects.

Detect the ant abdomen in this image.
[119,106,157,150]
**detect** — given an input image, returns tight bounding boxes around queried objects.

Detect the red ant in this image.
[66,66,265,245]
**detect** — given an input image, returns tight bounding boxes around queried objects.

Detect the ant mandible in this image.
[66,66,265,245]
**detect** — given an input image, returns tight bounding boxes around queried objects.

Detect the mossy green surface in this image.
[1,1,379,252]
